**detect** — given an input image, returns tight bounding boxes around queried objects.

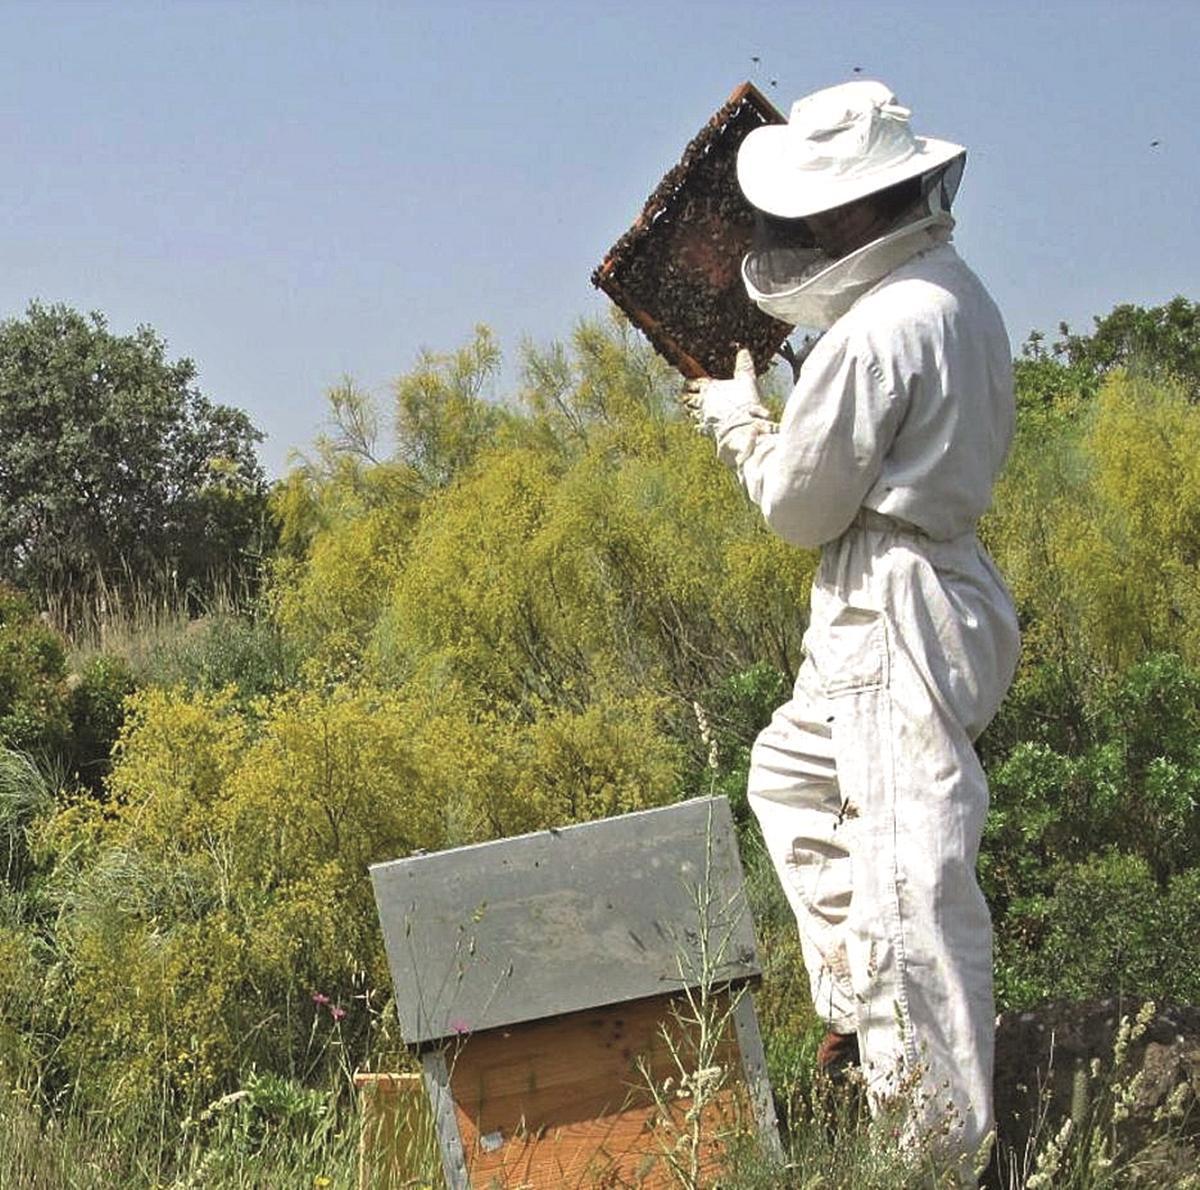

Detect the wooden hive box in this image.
[370,796,780,1188]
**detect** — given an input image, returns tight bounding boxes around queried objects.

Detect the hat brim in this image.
[737,128,966,219]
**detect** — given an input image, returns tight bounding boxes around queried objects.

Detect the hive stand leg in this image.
[422,1049,469,1189]
[732,989,784,1161]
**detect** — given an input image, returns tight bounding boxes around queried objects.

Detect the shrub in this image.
[41,661,688,1121]
[66,653,136,793]
[996,854,1200,1006]
[112,611,291,702]
[0,587,70,765]
[988,372,1200,683]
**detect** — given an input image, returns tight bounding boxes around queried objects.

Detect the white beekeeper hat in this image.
[737,80,965,219]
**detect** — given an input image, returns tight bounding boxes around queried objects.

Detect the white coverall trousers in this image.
[747,511,1018,1163]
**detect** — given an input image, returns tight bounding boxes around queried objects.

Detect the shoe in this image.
[814,1029,866,1138]
[815,1029,860,1083]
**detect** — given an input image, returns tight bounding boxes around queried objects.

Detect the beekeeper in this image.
[682,80,1019,1171]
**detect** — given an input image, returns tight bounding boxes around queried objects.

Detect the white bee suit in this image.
[715,239,1019,1164]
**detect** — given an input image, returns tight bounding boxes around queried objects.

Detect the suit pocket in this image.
[810,605,888,695]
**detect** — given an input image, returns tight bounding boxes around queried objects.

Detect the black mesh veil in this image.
[743,153,967,299]
[926,152,965,214]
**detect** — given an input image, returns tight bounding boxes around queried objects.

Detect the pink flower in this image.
[449,1018,471,1036]
[330,1005,347,1022]
[311,992,330,1006]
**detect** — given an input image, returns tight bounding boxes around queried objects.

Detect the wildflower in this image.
[680,1064,723,1100]
[1027,1117,1072,1190]
[331,1004,347,1022]
[1113,1000,1155,1068]
[449,1017,471,1036]
[1153,1080,1190,1123]
[311,992,330,1006]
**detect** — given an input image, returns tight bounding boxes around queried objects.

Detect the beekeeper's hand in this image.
[680,348,772,436]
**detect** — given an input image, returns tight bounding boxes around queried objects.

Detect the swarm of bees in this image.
[591,83,793,380]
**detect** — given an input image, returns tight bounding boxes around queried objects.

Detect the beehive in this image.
[370,797,780,1188]
[592,82,792,380]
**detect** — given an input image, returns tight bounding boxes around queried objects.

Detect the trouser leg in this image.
[835,675,995,1175]
[747,656,994,1174]
[746,664,857,1034]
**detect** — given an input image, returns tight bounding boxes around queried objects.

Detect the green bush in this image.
[0,587,70,765]
[984,652,1200,1007]
[691,662,790,830]
[996,854,1200,1006]
[136,612,296,702]
[0,590,133,791]
[66,653,136,793]
[984,654,1200,897]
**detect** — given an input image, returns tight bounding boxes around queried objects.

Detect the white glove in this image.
[679,348,777,468]
[679,347,772,435]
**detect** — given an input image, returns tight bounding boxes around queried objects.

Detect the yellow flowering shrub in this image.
[508,693,682,826]
[370,415,811,713]
[988,372,1200,681]
[272,499,418,681]
[47,683,448,1116]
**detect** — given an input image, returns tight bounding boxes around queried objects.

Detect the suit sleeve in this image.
[714,330,908,550]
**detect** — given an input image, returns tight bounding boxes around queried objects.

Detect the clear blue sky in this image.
[2,0,1196,475]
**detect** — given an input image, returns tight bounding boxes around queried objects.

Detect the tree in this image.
[1056,296,1200,397]
[0,302,268,626]
[1015,296,1200,411]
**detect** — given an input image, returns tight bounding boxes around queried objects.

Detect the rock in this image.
[988,999,1200,1187]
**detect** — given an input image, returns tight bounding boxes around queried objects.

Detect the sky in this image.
[1,0,1197,476]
